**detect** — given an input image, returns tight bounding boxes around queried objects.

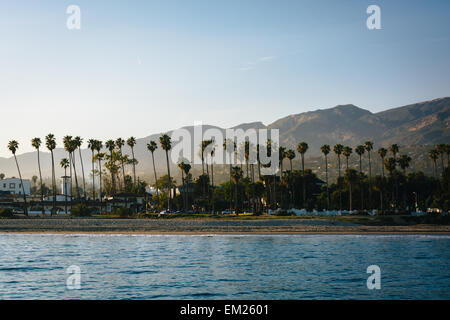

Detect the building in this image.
[0,178,31,196]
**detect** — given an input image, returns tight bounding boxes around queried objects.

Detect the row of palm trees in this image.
[6,131,450,215]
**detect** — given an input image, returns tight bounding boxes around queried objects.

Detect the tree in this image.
[94,140,104,212]
[320,144,331,209]
[127,137,137,188]
[333,144,344,211]
[115,138,126,190]
[223,139,235,212]
[286,149,295,172]
[429,149,439,179]
[0,173,4,180]
[365,141,374,209]
[87,139,97,201]
[159,134,172,211]
[231,166,243,214]
[378,147,387,177]
[45,134,57,215]
[344,169,359,212]
[31,137,45,214]
[384,157,397,209]
[436,144,447,174]
[60,158,70,214]
[147,140,159,198]
[355,145,365,210]
[389,144,399,160]
[373,175,387,213]
[297,142,309,204]
[73,136,87,200]
[398,154,412,209]
[105,140,116,194]
[8,140,28,215]
[343,146,352,170]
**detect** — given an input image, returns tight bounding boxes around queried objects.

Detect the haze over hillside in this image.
[0,97,448,180]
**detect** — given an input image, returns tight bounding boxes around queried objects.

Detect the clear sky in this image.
[1,0,449,156]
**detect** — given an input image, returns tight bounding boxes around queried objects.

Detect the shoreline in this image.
[1,218,449,234]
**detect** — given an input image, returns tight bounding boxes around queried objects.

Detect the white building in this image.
[0,178,31,196]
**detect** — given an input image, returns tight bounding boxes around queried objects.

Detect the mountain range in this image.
[0,97,448,180]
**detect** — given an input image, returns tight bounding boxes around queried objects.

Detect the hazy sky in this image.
[1,0,449,157]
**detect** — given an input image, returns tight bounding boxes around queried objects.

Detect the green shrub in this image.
[0,208,14,218]
[70,204,92,217]
[115,207,133,218]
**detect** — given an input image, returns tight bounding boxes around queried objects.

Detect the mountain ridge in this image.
[0,97,448,179]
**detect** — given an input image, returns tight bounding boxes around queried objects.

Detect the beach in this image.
[0,217,449,234]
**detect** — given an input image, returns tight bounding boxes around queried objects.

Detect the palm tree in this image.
[105,140,116,194]
[364,141,374,209]
[94,140,104,212]
[343,146,352,170]
[320,144,331,209]
[63,135,73,199]
[127,137,137,188]
[364,142,374,177]
[278,146,286,176]
[87,139,97,201]
[389,144,399,160]
[286,149,295,172]
[429,149,439,179]
[223,139,234,212]
[344,169,358,212]
[333,144,344,211]
[297,142,309,205]
[355,145,365,210]
[373,175,387,213]
[384,157,397,209]
[201,139,213,176]
[73,136,87,200]
[436,144,447,174]
[159,134,172,211]
[355,145,365,173]
[378,147,388,177]
[147,140,159,198]
[60,158,70,214]
[178,161,187,212]
[69,139,81,201]
[8,140,28,215]
[231,166,243,215]
[115,138,126,190]
[31,137,45,214]
[45,134,57,215]
[397,154,412,209]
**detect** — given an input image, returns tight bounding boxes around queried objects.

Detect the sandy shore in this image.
[0,218,449,234]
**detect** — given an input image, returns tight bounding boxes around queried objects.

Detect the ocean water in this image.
[0,234,449,300]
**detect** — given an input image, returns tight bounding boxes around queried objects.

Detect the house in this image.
[0,178,31,196]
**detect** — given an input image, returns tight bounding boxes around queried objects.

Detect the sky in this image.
[0,0,449,157]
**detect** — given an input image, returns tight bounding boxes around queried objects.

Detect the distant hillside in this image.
[0,97,448,182]
[269,97,450,154]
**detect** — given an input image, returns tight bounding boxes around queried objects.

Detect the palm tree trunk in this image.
[131,147,136,188]
[338,156,342,212]
[151,152,159,197]
[165,150,171,211]
[229,163,232,212]
[349,183,352,212]
[13,155,28,216]
[37,149,44,215]
[98,158,103,213]
[302,155,306,205]
[325,155,329,210]
[51,151,56,215]
[64,168,68,214]
[78,147,87,200]
[72,152,81,201]
[91,151,95,201]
